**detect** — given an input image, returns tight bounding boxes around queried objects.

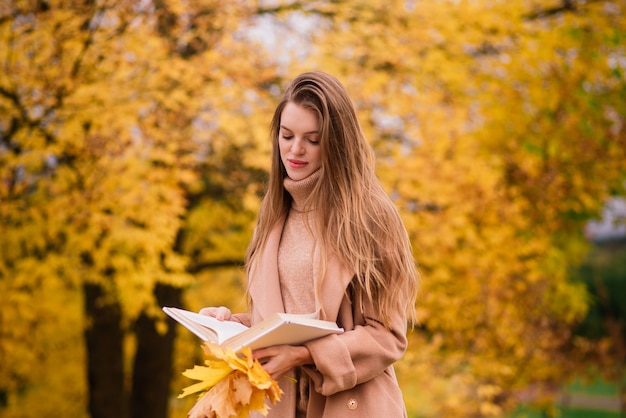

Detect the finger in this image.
[252,347,275,359]
[214,307,231,321]
[198,307,217,317]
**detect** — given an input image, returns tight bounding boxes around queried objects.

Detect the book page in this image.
[162,307,248,343]
[163,307,343,352]
[223,312,343,352]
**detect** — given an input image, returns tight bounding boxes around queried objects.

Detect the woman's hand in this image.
[253,345,313,380]
[198,306,232,321]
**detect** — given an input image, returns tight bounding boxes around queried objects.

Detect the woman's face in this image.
[278,102,322,181]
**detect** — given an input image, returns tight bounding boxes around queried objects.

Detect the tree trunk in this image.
[130,283,182,418]
[83,283,127,418]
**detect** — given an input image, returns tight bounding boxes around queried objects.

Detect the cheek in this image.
[311,149,323,167]
[278,141,288,159]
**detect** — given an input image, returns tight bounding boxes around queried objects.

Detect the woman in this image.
[201,71,418,417]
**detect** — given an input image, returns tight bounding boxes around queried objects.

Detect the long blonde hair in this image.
[246,71,418,326]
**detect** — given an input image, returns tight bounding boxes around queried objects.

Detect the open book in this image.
[162,306,344,352]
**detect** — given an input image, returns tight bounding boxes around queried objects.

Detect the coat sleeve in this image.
[302,291,408,396]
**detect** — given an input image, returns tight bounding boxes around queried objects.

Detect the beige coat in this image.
[236,219,409,418]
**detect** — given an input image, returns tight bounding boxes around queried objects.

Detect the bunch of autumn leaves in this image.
[179,343,282,418]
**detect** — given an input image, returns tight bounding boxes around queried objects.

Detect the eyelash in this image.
[281,135,319,144]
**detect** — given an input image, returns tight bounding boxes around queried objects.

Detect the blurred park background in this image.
[1,0,625,417]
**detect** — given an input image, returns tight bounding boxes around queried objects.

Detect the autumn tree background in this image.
[1,1,625,417]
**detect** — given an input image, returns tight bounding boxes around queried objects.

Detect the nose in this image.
[291,137,305,154]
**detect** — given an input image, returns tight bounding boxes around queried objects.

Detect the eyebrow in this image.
[280,125,319,135]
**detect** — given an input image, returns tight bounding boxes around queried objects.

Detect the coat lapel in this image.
[249,219,286,322]
[312,241,354,321]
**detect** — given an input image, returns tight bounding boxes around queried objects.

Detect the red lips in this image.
[288,159,307,168]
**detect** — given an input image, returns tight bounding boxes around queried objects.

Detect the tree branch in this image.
[522,0,602,20]
[187,259,245,273]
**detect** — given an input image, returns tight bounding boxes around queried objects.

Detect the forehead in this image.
[280,102,319,133]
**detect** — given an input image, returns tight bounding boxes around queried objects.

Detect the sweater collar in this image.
[283,170,321,212]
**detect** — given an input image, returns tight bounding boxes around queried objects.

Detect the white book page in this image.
[164,307,248,343]
[223,312,343,352]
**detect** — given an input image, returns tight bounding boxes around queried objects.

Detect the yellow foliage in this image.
[300,0,625,415]
[2,0,625,416]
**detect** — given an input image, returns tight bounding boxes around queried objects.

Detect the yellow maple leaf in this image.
[178,362,233,398]
[179,342,283,418]
[230,372,254,404]
[192,376,238,418]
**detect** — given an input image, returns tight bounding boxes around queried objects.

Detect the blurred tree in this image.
[262,0,626,415]
[573,240,626,415]
[2,0,626,417]
[1,1,277,417]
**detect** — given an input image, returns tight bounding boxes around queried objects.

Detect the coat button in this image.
[347,398,358,410]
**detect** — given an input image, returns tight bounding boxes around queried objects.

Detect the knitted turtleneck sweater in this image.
[278,170,320,315]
